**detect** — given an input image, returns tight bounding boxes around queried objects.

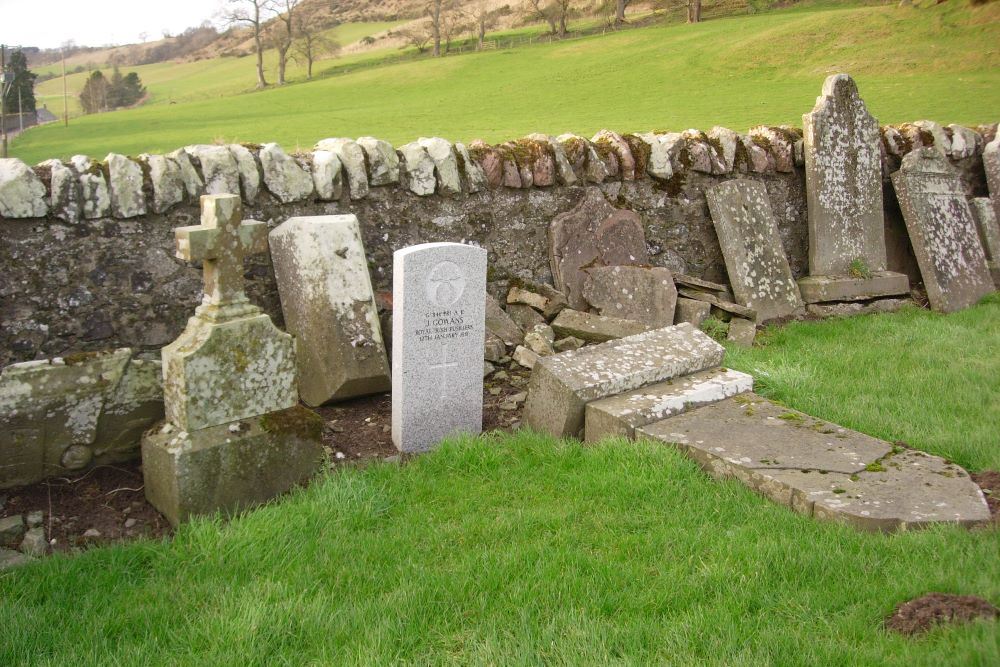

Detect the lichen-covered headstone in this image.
[142,194,322,525]
[582,265,677,328]
[970,198,1000,285]
[269,215,390,406]
[891,148,994,313]
[984,136,1000,223]
[548,188,650,310]
[798,74,908,302]
[706,179,804,321]
[391,243,487,453]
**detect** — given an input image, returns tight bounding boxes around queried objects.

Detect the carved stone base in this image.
[797,271,909,303]
[142,406,324,526]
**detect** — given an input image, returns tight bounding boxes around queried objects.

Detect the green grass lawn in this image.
[1,296,997,665]
[12,2,1000,164]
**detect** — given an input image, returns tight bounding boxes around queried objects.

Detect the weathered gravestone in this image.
[706,179,804,321]
[970,198,1000,285]
[548,188,650,310]
[142,194,323,526]
[582,265,678,328]
[891,148,994,313]
[269,215,391,406]
[798,74,909,302]
[392,243,487,453]
[982,135,999,222]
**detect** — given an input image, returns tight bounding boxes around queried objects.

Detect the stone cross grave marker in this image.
[143,194,321,526]
[798,73,908,302]
[392,242,487,453]
[891,148,994,313]
[706,179,804,322]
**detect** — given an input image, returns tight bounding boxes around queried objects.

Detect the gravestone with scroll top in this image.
[392,243,487,453]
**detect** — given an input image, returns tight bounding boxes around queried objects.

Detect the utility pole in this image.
[1,44,8,158]
[18,86,23,132]
[62,48,68,127]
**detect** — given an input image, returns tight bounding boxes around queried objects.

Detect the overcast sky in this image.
[0,0,225,50]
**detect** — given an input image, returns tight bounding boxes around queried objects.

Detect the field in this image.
[1,295,998,665]
[10,2,1000,164]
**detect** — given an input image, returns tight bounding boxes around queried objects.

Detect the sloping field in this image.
[11,2,1000,164]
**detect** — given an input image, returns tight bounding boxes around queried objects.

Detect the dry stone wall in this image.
[0,121,995,366]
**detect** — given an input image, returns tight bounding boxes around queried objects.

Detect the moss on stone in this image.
[63,350,108,366]
[624,134,651,177]
[260,405,323,441]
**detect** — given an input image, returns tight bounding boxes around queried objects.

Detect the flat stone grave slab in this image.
[524,323,724,439]
[392,242,487,453]
[638,393,991,532]
[269,215,390,406]
[548,188,649,310]
[797,272,910,303]
[706,179,804,321]
[584,367,753,443]
[892,148,994,313]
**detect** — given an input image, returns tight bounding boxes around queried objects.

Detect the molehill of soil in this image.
[885,593,999,636]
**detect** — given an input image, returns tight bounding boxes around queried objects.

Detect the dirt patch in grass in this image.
[885,593,999,636]
[970,470,1000,522]
[0,367,532,556]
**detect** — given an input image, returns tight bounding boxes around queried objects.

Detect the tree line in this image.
[78,68,146,114]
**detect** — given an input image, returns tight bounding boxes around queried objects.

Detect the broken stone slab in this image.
[311,150,344,201]
[523,323,725,439]
[185,145,240,196]
[676,288,757,321]
[398,142,437,196]
[550,308,650,343]
[139,154,184,214]
[553,336,584,352]
[726,318,756,347]
[228,144,261,203]
[506,303,547,332]
[142,406,324,527]
[507,285,549,312]
[970,198,1000,284]
[806,297,910,318]
[269,215,391,406]
[484,333,506,362]
[0,349,163,490]
[485,294,524,346]
[260,143,315,203]
[803,74,888,277]
[637,394,991,532]
[584,367,753,443]
[454,142,487,193]
[674,297,711,327]
[592,130,636,180]
[315,138,369,200]
[582,265,677,328]
[526,133,578,186]
[548,188,650,310]
[508,280,567,319]
[39,158,83,223]
[891,148,994,313]
[418,137,462,196]
[105,153,147,218]
[166,148,204,200]
[797,272,910,303]
[523,324,556,356]
[512,345,540,369]
[0,158,48,219]
[706,179,804,321]
[357,136,400,186]
[672,273,730,297]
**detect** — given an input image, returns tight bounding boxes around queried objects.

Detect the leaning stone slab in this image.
[185,145,240,196]
[139,154,184,214]
[524,323,725,439]
[551,308,650,343]
[40,159,82,223]
[549,188,650,310]
[891,148,994,313]
[637,394,990,532]
[142,406,323,526]
[673,273,729,296]
[582,265,677,328]
[802,74,887,276]
[676,288,757,321]
[398,142,437,196]
[584,368,753,443]
[392,243,488,453]
[228,144,261,203]
[260,143,315,203]
[1,349,163,490]
[0,158,48,218]
[706,180,804,321]
[970,198,1000,284]
[357,136,400,186]
[797,272,910,303]
[269,215,390,406]
[315,138,369,200]
[418,137,462,196]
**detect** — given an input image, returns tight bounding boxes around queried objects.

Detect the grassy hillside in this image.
[12,2,1000,164]
[2,297,999,665]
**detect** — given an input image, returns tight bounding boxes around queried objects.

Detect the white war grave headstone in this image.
[391,243,487,453]
[798,73,909,303]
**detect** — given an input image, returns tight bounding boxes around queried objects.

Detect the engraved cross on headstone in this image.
[428,346,458,400]
[174,194,268,320]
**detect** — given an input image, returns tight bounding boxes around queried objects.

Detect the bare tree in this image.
[440,6,468,53]
[615,0,632,26]
[467,0,500,50]
[687,0,702,23]
[427,0,444,57]
[223,0,272,88]
[399,25,433,53]
[554,0,573,37]
[269,0,301,85]
[294,18,338,79]
[526,0,558,35]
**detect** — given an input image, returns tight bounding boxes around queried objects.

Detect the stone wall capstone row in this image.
[0,122,991,366]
